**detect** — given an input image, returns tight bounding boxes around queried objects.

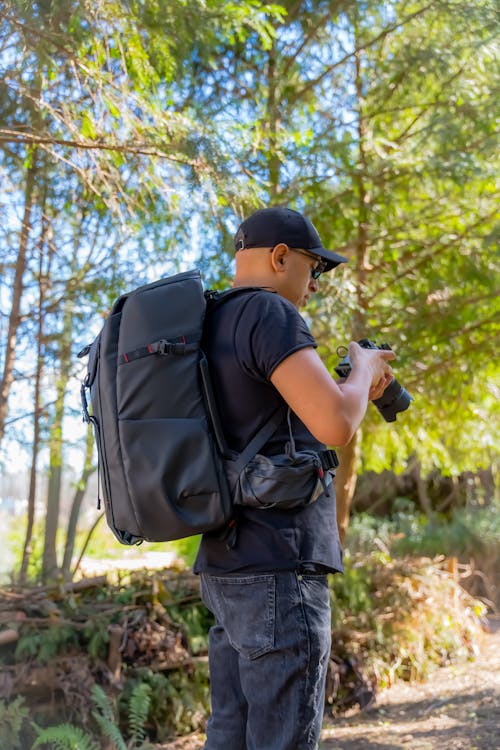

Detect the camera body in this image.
[334,338,413,422]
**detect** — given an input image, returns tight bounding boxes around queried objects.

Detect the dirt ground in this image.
[159,617,500,750]
[320,616,500,750]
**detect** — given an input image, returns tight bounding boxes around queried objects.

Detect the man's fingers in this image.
[347,342,396,361]
[369,373,394,400]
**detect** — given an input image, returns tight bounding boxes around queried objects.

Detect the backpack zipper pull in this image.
[97,461,102,510]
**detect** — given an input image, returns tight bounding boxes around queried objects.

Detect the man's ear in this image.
[270,243,289,272]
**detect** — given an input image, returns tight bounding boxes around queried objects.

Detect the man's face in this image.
[280,248,323,308]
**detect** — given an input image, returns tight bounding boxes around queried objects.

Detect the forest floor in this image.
[158,617,500,750]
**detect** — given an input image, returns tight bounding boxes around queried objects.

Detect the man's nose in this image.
[309,276,319,292]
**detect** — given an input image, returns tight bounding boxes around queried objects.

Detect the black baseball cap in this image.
[234,207,348,271]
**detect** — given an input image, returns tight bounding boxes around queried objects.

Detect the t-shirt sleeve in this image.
[234,292,317,381]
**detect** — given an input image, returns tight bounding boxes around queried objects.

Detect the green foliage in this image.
[163,664,210,738]
[31,682,154,750]
[0,696,30,750]
[91,681,154,749]
[169,536,202,568]
[124,664,210,742]
[168,599,212,655]
[15,624,78,663]
[90,684,127,750]
[7,520,45,583]
[32,723,100,750]
[347,506,500,560]
[84,619,110,661]
[126,683,152,746]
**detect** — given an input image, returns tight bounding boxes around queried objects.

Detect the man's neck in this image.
[232,273,276,291]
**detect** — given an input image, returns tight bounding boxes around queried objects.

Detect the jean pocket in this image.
[204,574,276,659]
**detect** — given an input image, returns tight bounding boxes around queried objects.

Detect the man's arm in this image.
[270,343,395,446]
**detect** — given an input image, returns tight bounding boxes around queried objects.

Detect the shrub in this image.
[330,551,486,691]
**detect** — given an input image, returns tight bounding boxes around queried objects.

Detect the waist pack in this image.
[228,450,331,510]
[78,270,338,545]
[225,409,337,510]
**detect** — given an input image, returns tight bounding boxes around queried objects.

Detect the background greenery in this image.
[1,0,498,585]
[0,8,498,747]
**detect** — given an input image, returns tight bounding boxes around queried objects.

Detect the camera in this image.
[334,338,413,422]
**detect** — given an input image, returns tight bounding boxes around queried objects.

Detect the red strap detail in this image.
[123,353,129,363]
[147,344,153,353]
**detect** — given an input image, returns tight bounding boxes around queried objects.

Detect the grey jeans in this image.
[200,570,332,750]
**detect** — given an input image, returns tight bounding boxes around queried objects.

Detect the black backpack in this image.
[78,269,284,545]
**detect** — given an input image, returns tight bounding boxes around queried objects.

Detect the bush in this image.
[346,506,500,606]
[329,551,485,693]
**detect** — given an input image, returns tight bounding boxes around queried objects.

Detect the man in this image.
[194,206,395,750]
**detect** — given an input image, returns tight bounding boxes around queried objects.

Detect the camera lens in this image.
[373,379,413,422]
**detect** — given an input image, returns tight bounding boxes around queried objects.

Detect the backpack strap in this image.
[203,286,284,463]
[228,407,285,475]
[220,406,284,550]
[205,286,277,311]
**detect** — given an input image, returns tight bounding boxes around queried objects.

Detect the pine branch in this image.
[292,3,435,103]
[365,207,499,303]
[0,130,196,164]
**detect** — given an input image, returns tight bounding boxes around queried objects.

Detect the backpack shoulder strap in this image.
[228,407,284,475]
[203,286,284,466]
[205,286,276,311]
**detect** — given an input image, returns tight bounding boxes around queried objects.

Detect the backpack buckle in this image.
[80,383,90,423]
[157,339,173,355]
[319,449,339,472]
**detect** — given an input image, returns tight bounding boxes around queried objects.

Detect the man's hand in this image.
[347,342,395,401]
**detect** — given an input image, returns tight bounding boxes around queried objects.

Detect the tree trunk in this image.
[62,424,95,579]
[335,32,372,542]
[19,214,47,583]
[410,456,434,516]
[335,430,362,546]
[42,298,74,582]
[267,35,281,201]
[0,153,37,447]
[353,38,370,338]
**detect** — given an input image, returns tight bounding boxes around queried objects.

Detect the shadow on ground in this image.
[320,618,500,750]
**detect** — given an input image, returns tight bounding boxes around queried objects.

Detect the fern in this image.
[32,723,100,750]
[90,685,127,750]
[15,626,78,663]
[0,696,30,749]
[128,683,152,745]
[30,682,153,750]
[91,710,127,750]
[90,684,116,726]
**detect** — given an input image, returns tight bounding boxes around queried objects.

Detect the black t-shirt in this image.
[193,289,343,575]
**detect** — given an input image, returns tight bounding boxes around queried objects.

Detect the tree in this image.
[1,0,498,578]
[1,0,284,580]
[178,0,499,535]
[314,0,499,532]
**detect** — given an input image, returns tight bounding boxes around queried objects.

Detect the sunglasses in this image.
[289,248,328,279]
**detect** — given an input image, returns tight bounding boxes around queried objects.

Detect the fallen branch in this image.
[0,628,19,646]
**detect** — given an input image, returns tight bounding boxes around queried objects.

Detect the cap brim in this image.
[311,246,349,271]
